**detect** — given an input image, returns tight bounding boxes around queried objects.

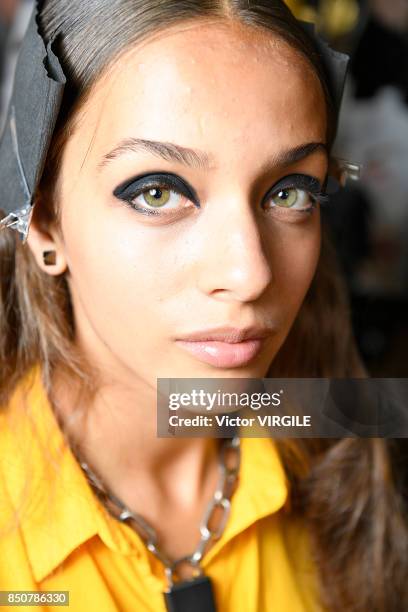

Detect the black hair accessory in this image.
[0,1,65,242]
[298,19,349,117]
[0,4,356,242]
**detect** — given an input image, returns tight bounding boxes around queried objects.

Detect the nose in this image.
[195,196,273,303]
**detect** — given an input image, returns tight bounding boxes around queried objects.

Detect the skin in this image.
[27,20,328,560]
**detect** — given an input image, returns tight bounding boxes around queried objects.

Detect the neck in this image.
[49,364,221,515]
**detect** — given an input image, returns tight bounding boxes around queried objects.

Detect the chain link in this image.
[74,436,240,588]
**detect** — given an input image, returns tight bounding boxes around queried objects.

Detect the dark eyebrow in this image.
[98,138,327,172]
[264,141,328,170]
[98,138,213,171]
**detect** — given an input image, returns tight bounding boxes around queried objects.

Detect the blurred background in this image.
[0,0,407,375]
[286,0,408,375]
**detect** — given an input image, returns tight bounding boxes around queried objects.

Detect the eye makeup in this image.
[262,173,329,214]
[113,172,199,216]
[112,171,329,220]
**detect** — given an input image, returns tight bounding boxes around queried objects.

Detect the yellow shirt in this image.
[0,368,322,612]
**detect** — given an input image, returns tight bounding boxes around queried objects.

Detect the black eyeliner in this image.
[263,173,329,207]
[113,172,200,206]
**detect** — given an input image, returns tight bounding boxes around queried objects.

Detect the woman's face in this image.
[33,21,328,387]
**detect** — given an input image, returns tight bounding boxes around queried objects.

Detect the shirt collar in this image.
[202,433,289,568]
[2,367,288,582]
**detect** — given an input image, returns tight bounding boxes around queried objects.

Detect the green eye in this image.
[262,174,326,214]
[271,188,298,208]
[143,187,171,207]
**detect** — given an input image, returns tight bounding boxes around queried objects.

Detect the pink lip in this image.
[175,338,264,368]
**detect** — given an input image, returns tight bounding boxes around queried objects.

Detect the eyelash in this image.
[113,172,329,217]
[264,174,330,216]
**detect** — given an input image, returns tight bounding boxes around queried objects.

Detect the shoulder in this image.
[0,369,45,587]
[0,366,62,533]
[0,367,42,514]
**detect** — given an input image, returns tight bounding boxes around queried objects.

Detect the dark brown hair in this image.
[0,1,407,610]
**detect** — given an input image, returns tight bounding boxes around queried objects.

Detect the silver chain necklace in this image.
[70,436,241,612]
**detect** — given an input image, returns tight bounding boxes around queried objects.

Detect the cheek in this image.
[60,200,180,330]
[265,214,321,320]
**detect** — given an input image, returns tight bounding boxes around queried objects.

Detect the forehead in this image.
[70,20,327,169]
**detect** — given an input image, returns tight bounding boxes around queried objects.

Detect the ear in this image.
[26,200,68,276]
